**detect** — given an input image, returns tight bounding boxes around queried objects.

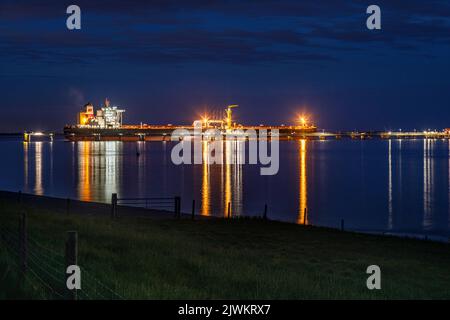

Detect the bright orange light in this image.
[298,115,308,126]
[79,113,89,125]
[201,114,210,126]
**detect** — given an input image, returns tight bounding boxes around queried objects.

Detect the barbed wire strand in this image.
[0,225,124,300]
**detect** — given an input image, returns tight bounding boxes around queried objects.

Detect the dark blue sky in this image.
[1,0,450,132]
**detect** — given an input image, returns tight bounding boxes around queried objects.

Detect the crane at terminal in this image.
[225,105,238,130]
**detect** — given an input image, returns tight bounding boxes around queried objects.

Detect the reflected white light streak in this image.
[34,142,43,195]
[137,141,146,198]
[388,140,393,229]
[104,141,120,200]
[423,139,433,228]
[23,142,29,191]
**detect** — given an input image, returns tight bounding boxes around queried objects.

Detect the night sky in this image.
[1,0,449,132]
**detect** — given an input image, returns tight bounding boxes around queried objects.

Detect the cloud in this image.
[1,0,449,66]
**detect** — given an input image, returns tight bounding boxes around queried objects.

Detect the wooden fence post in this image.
[263,204,268,220]
[341,219,344,231]
[17,190,22,203]
[65,231,78,300]
[174,197,177,217]
[174,196,181,219]
[19,211,28,282]
[111,193,117,218]
[191,199,195,220]
[227,202,231,219]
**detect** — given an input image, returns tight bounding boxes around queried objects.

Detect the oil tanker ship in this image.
[63,99,317,141]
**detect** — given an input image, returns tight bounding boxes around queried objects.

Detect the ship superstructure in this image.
[78,99,125,129]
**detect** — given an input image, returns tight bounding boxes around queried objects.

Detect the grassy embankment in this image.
[0,194,449,299]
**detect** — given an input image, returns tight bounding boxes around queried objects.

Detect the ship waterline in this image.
[63,125,318,141]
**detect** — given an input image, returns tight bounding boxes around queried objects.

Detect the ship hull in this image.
[63,125,318,141]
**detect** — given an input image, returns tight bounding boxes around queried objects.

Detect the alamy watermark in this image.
[66,265,81,290]
[66,4,381,31]
[366,5,381,30]
[66,5,81,30]
[366,265,381,290]
[170,126,280,176]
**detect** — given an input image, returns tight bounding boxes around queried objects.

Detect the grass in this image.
[0,197,450,299]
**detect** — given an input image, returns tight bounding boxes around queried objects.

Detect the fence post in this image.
[174,196,181,219]
[17,190,22,203]
[174,197,177,217]
[19,211,28,283]
[227,202,231,219]
[66,198,70,215]
[263,204,267,220]
[111,193,117,218]
[65,231,78,300]
[341,219,344,231]
[191,199,195,220]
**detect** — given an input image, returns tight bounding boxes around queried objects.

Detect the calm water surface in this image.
[1,137,449,236]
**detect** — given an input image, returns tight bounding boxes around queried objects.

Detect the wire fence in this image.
[115,195,269,220]
[190,200,270,221]
[117,197,176,211]
[15,190,270,221]
[0,222,124,300]
[111,194,179,218]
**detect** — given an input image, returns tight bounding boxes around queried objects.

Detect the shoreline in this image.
[1,190,448,243]
[0,190,196,220]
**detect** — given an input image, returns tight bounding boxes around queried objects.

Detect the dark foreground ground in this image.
[0,191,449,299]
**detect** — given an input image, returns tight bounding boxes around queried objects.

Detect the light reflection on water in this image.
[201,141,210,216]
[200,139,243,217]
[77,141,121,202]
[298,139,307,225]
[2,137,449,236]
[388,140,393,229]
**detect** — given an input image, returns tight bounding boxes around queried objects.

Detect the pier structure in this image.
[23,132,54,142]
